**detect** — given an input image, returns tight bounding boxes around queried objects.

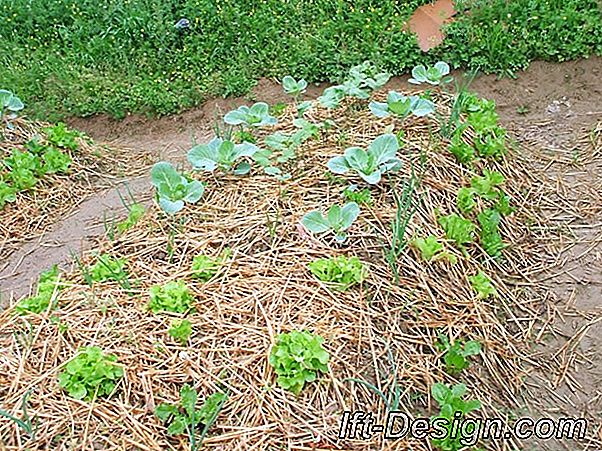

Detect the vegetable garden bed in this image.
[0,64,562,450]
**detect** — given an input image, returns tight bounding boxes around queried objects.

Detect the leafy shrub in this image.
[302,202,360,243]
[318,61,389,108]
[155,384,227,441]
[469,271,497,299]
[269,330,330,395]
[408,61,451,85]
[369,91,435,119]
[431,383,481,451]
[149,280,194,314]
[15,265,61,315]
[58,346,123,401]
[188,137,258,175]
[224,102,277,127]
[436,335,481,374]
[308,255,367,290]
[327,134,401,184]
[168,319,192,345]
[150,162,204,214]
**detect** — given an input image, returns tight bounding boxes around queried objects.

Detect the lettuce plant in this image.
[409,61,451,85]
[308,255,367,290]
[477,208,506,257]
[469,271,497,299]
[188,137,258,175]
[302,202,360,243]
[282,75,307,99]
[0,181,16,209]
[438,213,475,249]
[327,133,400,184]
[89,254,128,283]
[269,330,330,395]
[191,249,230,282]
[58,346,123,401]
[369,91,435,119]
[0,89,24,122]
[224,102,277,127]
[43,122,82,151]
[149,280,194,313]
[318,61,389,108]
[151,162,204,214]
[168,319,192,345]
[436,335,481,375]
[15,265,61,315]
[412,236,456,263]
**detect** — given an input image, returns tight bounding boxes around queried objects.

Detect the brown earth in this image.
[0,57,600,450]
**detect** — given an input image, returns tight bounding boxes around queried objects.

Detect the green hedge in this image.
[0,0,600,119]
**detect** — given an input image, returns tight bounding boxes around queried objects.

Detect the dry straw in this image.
[0,97,599,450]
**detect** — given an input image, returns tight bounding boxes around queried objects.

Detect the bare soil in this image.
[1,57,600,449]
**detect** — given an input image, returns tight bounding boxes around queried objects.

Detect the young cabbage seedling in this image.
[224,102,277,127]
[0,89,24,124]
[151,162,204,215]
[369,91,435,119]
[282,75,308,100]
[188,137,259,175]
[327,133,401,185]
[409,61,452,86]
[302,202,360,243]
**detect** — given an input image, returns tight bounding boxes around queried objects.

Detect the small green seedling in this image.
[448,128,476,164]
[269,330,330,395]
[0,181,16,209]
[282,75,307,99]
[117,203,145,233]
[89,254,128,283]
[457,170,505,215]
[431,383,481,451]
[302,202,360,243]
[308,255,367,290]
[155,384,227,450]
[436,335,481,374]
[43,122,82,151]
[438,214,475,249]
[343,185,372,206]
[469,271,497,299]
[478,208,506,257]
[151,162,204,214]
[411,236,456,263]
[369,91,435,119]
[0,89,24,123]
[224,102,277,127]
[409,61,451,85]
[327,133,401,184]
[15,265,61,315]
[149,280,194,314]
[168,319,192,345]
[58,346,123,401]
[191,249,230,282]
[318,61,390,108]
[188,137,259,175]
[0,390,38,441]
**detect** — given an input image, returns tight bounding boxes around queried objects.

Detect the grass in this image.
[1,0,600,119]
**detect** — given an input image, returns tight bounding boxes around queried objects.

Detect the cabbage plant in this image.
[151,162,204,214]
[224,102,277,127]
[327,134,401,184]
[409,62,451,85]
[369,91,435,119]
[188,137,259,175]
[318,61,390,108]
[302,202,360,243]
[0,89,24,122]
[282,76,307,99]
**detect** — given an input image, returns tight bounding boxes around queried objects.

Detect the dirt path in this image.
[1,57,600,449]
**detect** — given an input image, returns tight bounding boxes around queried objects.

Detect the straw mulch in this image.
[0,94,590,450]
[0,119,151,261]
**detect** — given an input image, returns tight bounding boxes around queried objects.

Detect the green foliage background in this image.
[1,0,600,119]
